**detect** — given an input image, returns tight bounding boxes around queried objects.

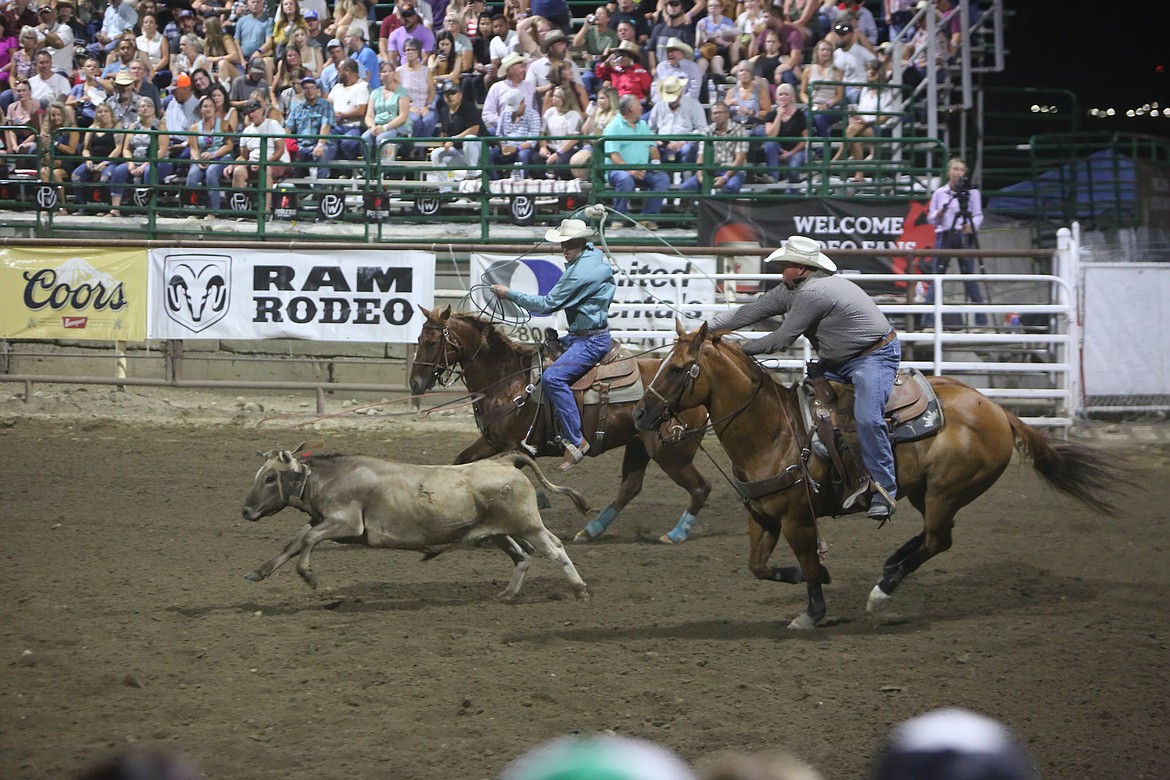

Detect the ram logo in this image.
[163,254,232,332]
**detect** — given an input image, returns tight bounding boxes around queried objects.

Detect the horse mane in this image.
[450,312,539,361]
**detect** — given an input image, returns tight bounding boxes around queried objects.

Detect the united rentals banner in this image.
[0,247,148,340]
[470,252,717,346]
[699,198,935,283]
[146,249,435,342]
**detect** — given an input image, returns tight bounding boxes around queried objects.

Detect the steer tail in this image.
[499,452,593,516]
[1006,412,1127,516]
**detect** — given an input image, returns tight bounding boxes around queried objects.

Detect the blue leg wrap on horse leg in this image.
[664,511,698,544]
[582,505,619,539]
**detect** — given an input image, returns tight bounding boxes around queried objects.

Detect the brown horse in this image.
[408,306,712,543]
[633,321,1124,629]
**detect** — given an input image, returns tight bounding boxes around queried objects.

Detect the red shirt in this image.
[595,62,651,102]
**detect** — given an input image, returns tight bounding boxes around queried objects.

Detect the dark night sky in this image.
[988,4,1169,137]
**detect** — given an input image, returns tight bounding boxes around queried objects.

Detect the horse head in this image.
[634,319,711,432]
[408,304,461,395]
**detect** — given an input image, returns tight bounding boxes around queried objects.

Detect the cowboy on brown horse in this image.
[708,235,902,519]
[491,218,617,471]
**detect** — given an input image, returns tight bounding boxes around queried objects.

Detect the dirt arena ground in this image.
[0,387,1167,779]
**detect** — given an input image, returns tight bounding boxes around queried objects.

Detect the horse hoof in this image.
[574,587,591,602]
[572,529,593,544]
[866,584,891,614]
[497,591,519,602]
[658,533,680,544]
[243,571,262,582]
[787,612,818,630]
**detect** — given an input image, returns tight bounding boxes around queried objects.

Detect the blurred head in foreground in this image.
[873,708,1035,780]
[501,734,697,780]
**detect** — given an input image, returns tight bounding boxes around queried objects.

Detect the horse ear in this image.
[675,318,687,336]
[438,304,452,321]
[697,321,708,341]
[420,304,432,319]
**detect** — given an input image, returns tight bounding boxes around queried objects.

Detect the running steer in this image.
[241,446,591,600]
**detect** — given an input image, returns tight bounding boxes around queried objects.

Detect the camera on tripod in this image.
[955,174,972,210]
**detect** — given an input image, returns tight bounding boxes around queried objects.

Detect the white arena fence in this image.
[3,226,1160,426]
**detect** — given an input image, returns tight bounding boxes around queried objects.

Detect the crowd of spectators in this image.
[0,0,957,216]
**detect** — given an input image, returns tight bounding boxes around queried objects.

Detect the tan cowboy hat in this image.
[764,236,837,272]
[113,70,135,86]
[665,37,694,58]
[656,75,687,101]
[615,40,642,62]
[545,218,595,243]
[540,29,567,53]
[499,52,529,73]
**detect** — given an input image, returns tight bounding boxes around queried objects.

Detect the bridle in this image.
[646,338,764,442]
[415,322,481,389]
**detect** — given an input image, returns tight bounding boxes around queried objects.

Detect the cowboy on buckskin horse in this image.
[707,235,902,520]
[491,218,617,471]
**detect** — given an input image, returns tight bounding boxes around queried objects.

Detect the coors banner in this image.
[0,247,148,340]
[699,199,935,293]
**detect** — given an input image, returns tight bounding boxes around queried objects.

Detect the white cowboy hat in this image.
[655,75,687,100]
[499,52,529,73]
[545,218,594,243]
[764,236,837,272]
[665,37,694,58]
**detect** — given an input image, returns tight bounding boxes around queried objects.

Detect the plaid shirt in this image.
[495,106,542,144]
[701,120,748,168]
[286,98,335,146]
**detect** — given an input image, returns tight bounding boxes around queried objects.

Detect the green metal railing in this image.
[3,124,951,242]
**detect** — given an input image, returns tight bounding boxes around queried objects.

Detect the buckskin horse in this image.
[633,321,1124,629]
[408,306,712,543]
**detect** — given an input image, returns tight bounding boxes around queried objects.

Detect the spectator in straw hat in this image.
[651,37,701,102]
[526,28,580,111]
[647,1,695,71]
[594,40,650,104]
[481,50,533,128]
[647,75,705,164]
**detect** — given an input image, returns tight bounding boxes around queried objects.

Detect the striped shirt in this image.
[709,273,892,363]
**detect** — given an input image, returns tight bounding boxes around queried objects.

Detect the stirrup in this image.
[841,479,870,510]
[558,439,590,471]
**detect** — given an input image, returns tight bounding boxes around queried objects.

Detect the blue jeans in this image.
[608,168,670,215]
[293,144,335,179]
[824,338,901,500]
[680,169,744,194]
[361,126,409,159]
[543,330,611,446]
[762,143,806,184]
[922,232,987,328]
[489,144,536,178]
[186,163,226,210]
[332,124,363,160]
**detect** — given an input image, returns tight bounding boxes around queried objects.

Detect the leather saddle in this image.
[796,368,944,516]
[541,335,641,393]
[818,367,943,442]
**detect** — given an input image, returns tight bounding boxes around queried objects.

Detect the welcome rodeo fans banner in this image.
[470,252,717,346]
[0,247,149,340]
[698,199,936,283]
[146,249,435,342]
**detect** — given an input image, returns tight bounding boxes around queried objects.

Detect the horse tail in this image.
[1005,411,1124,516]
[498,451,593,517]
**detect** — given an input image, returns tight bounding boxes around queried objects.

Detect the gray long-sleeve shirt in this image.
[708,273,892,363]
